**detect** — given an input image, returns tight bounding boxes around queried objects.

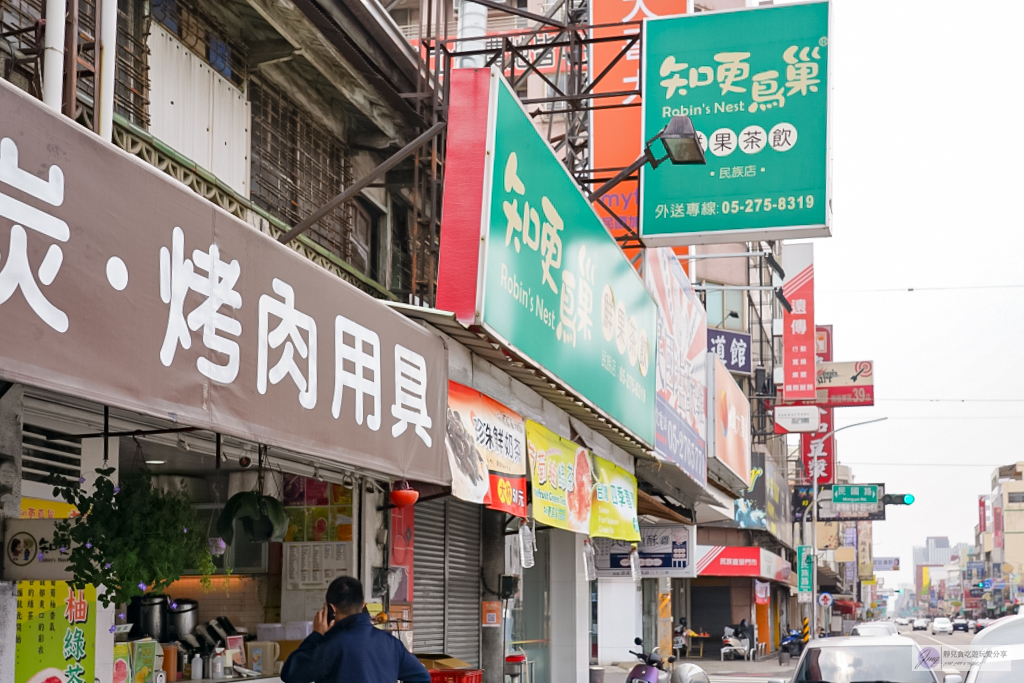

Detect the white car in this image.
[896,617,910,626]
[931,617,954,635]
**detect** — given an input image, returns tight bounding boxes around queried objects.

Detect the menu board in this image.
[282,477,354,543]
[284,542,351,590]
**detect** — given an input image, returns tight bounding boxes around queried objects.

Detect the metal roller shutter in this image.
[412,498,482,666]
[690,586,732,654]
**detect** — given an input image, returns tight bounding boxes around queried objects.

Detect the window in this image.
[151,0,247,87]
[390,201,414,299]
[350,201,380,279]
[1008,492,1024,504]
[705,286,744,330]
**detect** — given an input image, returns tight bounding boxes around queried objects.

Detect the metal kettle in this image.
[170,599,200,640]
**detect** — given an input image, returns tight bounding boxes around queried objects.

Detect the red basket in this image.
[429,670,483,683]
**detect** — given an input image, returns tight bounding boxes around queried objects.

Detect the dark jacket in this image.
[281,612,430,683]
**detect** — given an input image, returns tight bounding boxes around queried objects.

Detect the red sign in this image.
[815,325,833,362]
[994,506,1004,549]
[979,496,987,533]
[696,545,761,577]
[801,406,835,485]
[782,244,815,401]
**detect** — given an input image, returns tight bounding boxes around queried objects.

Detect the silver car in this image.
[851,622,899,637]
[767,635,963,683]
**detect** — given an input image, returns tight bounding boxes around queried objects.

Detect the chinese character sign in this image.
[644,247,707,486]
[526,420,593,534]
[437,70,658,446]
[639,2,830,245]
[781,243,815,401]
[0,80,446,484]
[590,456,640,541]
[593,524,694,578]
[801,406,834,484]
[446,381,528,517]
[979,496,987,532]
[706,328,752,375]
[15,583,95,683]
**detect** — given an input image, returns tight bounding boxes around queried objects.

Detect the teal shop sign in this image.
[437,69,657,446]
[640,1,831,246]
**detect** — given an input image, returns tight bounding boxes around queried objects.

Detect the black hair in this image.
[326,576,365,617]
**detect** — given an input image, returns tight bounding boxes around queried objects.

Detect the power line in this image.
[877,398,1024,403]
[823,284,1024,293]
[841,462,1003,468]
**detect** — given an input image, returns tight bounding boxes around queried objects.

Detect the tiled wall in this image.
[165,575,272,633]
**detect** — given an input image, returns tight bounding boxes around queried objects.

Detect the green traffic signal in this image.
[903,494,915,505]
[883,493,915,505]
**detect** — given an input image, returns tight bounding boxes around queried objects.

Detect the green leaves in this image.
[216,491,287,545]
[49,469,215,608]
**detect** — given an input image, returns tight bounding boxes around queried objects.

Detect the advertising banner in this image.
[978,496,987,532]
[735,451,767,529]
[590,0,690,241]
[594,523,695,578]
[781,243,815,401]
[755,580,770,605]
[967,561,985,579]
[707,353,751,488]
[857,521,874,579]
[639,2,831,245]
[773,405,819,434]
[645,247,707,486]
[994,506,1004,549]
[696,545,790,580]
[732,450,790,545]
[15,583,95,683]
[707,328,752,375]
[801,406,834,484]
[437,69,658,446]
[591,456,641,541]
[814,361,874,407]
[0,80,447,484]
[844,527,857,584]
[526,421,593,534]
[445,381,528,516]
[874,557,900,572]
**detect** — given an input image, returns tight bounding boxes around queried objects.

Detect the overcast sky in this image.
[800,0,1024,592]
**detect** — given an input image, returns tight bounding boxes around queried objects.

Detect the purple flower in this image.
[104,563,112,569]
[85,543,92,549]
[37,553,44,562]
[137,582,147,591]
[182,527,188,533]
[114,486,120,494]
[170,602,178,610]
[59,547,67,554]
[109,626,116,634]
[118,612,126,620]
[78,477,86,483]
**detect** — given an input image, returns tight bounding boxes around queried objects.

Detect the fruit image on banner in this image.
[526,421,593,534]
[590,456,640,542]
[15,583,95,683]
[446,381,528,517]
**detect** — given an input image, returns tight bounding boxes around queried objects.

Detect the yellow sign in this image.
[862,576,876,585]
[526,421,592,534]
[590,456,640,541]
[20,497,77,519]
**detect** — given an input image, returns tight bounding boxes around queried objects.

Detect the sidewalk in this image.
[601,653,796,681]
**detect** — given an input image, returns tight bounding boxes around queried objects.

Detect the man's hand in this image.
[313,604,335,635]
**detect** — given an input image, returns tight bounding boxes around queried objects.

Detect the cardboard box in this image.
[416,654,472,670]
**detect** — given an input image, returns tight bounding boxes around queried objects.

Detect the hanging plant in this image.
[50,467,215,608]
[216,445,287,545]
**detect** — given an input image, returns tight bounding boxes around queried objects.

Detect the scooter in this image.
[779,628,804,657]
[625,637,672,683]
[721,627,750,660]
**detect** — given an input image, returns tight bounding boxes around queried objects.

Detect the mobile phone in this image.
[325,604,335,622]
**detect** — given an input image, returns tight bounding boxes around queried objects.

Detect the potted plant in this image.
[50,468,215,607]
[216,447,286,544]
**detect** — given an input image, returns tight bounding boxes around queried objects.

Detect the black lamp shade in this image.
[659,115,706,165]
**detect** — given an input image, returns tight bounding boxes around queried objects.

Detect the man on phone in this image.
[281,576,430,683]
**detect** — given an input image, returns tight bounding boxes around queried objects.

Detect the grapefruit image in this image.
[27,669,65,683]
[113,660,129,683]
[567,448,592,530]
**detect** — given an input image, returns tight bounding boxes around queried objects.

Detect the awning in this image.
[834,600,860,615]
[638,489,692,525]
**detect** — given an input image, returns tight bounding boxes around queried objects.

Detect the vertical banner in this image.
[978,496,987,533]
[590,0,689,244]
[815,325,833,362]
[590,457,641,541]
[644,248,708,486]
[801,406,834,485]
[797,545,812,594]
[782,244,815,401]
[755,580,770,605]
[526,421,593,534]
[994,506,1004,549]
[446,381,528,516]
[844,527,858,584]
[16,583,96,683]
[857,521,873,580]
[707,353,751,488]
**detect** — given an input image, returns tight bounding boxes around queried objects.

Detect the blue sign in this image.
[707,328,752,375]
[983,579,993,590]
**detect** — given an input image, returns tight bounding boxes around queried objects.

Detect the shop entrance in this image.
[511,528,551,683]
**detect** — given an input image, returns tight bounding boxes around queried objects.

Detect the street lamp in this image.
[807,416,888,635]
[590,115,706,201]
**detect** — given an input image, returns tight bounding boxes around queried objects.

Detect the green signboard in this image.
[640,1,830,245]
[833,484,879,504]
[439,69,657,446]
[798,544,812,593]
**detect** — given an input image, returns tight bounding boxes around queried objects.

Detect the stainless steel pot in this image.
[140,594,168,642]
[170,599,199,639]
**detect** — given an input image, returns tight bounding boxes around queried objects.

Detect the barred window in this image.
[249,79,357,264]
[151,0,247,87]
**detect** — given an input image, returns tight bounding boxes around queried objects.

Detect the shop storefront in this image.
[0,77,448,683]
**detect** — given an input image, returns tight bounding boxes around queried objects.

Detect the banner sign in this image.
[873,556,900,572]
[696,545,791,580]
[639,1,831,245]
[994,506,1004,549]
[773,405,819,434]
[755,580,770,605]
[645,247,707,486]
[781,243,815,401]
[594,523,695,578]
[798,545,812,592]
[0,80,447,483]
[707,353,751,489]
[526,421,593,533]
[844,527,857,584]
[978,496,987,532]
[589,0,689,239]
[857,521,874,579]
[16,582,95,683]
[815,324,833,362]
[445,381,527,516]
[814,484,887,522]
[591,456,641,541]
[707,328,752,375]
[437,69,657,446]
[814,361,874,406]
[801,406,834,484]
[967,561,985,578]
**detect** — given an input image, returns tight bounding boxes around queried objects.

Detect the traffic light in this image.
[883,493,915,505]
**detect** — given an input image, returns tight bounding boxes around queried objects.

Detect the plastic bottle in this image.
[190,653,203,681]
[211,651,224,679]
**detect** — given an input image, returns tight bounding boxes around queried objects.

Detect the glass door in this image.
[512,528,551,683]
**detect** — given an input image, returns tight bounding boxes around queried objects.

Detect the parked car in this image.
[913,618,930,631]
[968,619,977,631]
[765,635,959,683]
[851,623,897,637]
[953,617,970,632]
[932,617,954,635]
[971,613,1024,645]
[975,618,994,632]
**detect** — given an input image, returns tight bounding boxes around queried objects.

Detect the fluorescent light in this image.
[145,460,165,465]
